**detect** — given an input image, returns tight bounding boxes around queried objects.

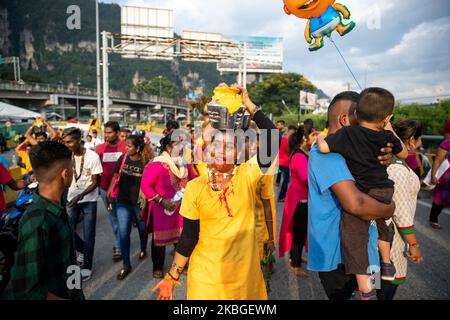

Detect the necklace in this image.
[73,149,86,187]
[207,165,238,217]
[207,165,237,191]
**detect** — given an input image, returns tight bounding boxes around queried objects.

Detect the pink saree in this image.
[141,161,195,246]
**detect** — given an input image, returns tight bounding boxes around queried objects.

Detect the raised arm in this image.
[234,85,281,169]
[333,3,351,19]
[385,122,408,160]
[331,180,395,221]
[25,126,38,146]
[42,119,57,140]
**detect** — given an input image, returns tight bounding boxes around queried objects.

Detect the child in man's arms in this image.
[317,87,408,300]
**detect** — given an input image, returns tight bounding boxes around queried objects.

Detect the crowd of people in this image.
[0,84,448,301]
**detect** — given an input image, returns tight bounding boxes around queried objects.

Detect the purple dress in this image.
[433,139,450,207]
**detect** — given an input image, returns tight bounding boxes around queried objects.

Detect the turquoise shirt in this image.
[307,146,380,272]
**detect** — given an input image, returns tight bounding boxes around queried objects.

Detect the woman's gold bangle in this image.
[170,262,184,275]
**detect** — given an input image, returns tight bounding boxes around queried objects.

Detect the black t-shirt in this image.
[325,125,403,191]
[114,155,145,207]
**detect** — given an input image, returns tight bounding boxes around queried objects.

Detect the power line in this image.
[329,35,363,91]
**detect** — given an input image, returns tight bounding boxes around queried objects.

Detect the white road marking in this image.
[417,200,450,216]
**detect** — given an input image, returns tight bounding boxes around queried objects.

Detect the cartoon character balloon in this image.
[283,0,356,51]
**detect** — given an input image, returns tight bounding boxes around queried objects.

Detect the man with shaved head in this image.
[307,91,395,300]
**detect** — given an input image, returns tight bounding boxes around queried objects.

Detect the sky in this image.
[111,0,450,103]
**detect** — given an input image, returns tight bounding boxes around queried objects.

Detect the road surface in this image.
[81,189,450,300]
[2,139,449,300]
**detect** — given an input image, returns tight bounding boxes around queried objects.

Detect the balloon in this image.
[283,0,356,51]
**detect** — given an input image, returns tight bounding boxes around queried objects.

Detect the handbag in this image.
[109,154,127,199]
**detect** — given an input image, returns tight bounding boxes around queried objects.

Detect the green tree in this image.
[247,72,317,116]
[394,99,450,135]
[132,76,182,98]
[275,99,450,136]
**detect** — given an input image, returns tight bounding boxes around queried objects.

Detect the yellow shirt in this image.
[254,174,276,259]
[17,150,32,176]
[180,160,267,300]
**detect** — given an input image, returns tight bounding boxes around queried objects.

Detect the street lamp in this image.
[58,81,65,119]
[76,78,81,119]
[158,75,162,99]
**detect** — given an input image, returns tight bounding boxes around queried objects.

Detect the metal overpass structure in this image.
[100,31,248,122]
[0,80,189,121]
[100,31,282,122]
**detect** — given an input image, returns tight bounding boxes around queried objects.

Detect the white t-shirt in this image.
[68,148,103,203]
[92,137,103,149]
[84,141,95,151]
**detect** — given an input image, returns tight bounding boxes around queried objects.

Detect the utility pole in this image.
[158,75,162,99]
[243,42,247,89]
[238,62,243,86]
[102,31,110,123]
[76,78,81,119]
[13,57,16,81]
[95,0,102,125]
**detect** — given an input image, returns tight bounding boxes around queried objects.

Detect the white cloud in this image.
[116,0,450,102]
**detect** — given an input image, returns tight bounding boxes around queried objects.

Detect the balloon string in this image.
[329,35,363,91]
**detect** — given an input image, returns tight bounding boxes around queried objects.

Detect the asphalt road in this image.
[2,140,449,300]
[81,188,450,300]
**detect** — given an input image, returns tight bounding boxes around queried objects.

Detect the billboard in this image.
[182,31,223,42]
[120,6,174,59]
[218,36,283,73]
[181,31,241,62]
[299,91,318,110]
[121,6,173,37]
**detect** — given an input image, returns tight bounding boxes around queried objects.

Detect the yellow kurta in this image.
[180,161,267,300]
[254,174,276,259]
